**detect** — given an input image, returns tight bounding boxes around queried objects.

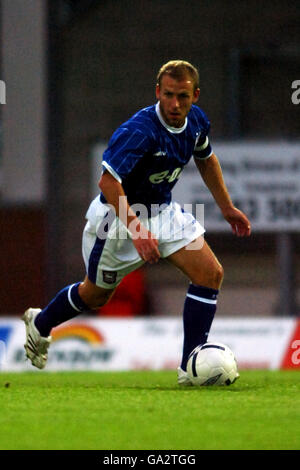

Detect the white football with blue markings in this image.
[186,342,239,386]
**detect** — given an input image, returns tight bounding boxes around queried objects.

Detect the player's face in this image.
[156,75,200,128]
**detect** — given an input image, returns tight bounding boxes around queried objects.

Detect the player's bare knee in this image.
[205,262,224,288]
[85,298,108,310]
[215,263,224,287]
[78,281,114,310]
[191,262,224,289]
[88,292,113,309]
[98,292,112,307]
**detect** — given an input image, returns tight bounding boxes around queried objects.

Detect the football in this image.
[186,342,239,386]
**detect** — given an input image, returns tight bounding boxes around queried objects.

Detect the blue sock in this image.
[34,283,89,337]
[180,284,219,371]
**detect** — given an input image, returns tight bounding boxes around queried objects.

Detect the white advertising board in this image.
[0,317,298,372]
[173,142,300,232]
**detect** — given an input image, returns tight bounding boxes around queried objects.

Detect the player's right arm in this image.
[194,153,251,237]
[99,171,160,264]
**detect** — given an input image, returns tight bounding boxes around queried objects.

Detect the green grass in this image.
[0,370,299,450]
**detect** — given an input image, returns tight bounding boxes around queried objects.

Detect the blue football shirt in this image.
[101,102,213,211]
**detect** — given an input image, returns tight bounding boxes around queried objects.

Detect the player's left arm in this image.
[194,153,251,237]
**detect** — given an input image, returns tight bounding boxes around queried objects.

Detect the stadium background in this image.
[0,0,300,369]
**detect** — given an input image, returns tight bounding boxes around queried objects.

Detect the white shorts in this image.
[82,196,205,289]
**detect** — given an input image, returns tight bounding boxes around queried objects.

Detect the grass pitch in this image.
[0,370,299,450]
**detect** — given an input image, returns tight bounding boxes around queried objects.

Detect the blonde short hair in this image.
[157,60,200,91]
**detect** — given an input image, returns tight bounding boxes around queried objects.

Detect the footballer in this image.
[23,60,251,384]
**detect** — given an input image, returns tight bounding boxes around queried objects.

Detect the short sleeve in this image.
[193,110,213,160]
[102,127,150,183]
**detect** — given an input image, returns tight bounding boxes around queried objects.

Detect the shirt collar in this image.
[155,102,188,134]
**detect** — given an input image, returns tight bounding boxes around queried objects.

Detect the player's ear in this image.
[193,88,200,103]
[155,83,160,100]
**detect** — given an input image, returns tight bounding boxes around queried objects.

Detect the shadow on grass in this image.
[81,382,262,392]
[0,370,269,393]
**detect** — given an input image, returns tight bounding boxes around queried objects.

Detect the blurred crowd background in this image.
[0,0,300,318]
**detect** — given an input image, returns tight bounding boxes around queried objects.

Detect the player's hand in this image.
[129,221,161,264]
[222,206,251,237]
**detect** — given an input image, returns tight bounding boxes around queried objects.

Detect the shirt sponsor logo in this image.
[149,167,182,184]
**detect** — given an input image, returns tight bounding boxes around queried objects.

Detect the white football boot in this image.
[22,308,52,369]
[177,366,193,386]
